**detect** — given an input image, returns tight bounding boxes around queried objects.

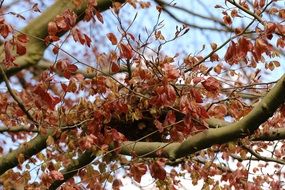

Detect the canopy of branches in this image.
[0,0,285,189]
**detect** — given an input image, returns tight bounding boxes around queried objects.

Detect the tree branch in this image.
[119,74,285,159]
[0,125,38,133]
[0,132,50,175]
[0,0,126,82]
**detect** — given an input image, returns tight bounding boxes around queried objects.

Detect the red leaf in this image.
[210,53,219,62]
[279,9,285,19]
[61,83,67,92]
[253,38,273,62]
[17,34,28,43]
[192,77,204,84]
[67,78,78,93]
[45,35,60,43]
[56,60,68,73]
[84,34,91,47]
[72,28,85,44]
[163,64,179,81]
[266,22,276,33]
[150,161,166,180]
[67,64,78,73]
[112,179,122,190]
[4,42,15,65]
[202,77,220,92]
[0,20,12,38]
[96,11,104,23]
[111,62,120,73]
[34,85,60,110]
[190,88,203,103]
[52,45,59,54]
[277,37,285,48]
[238,37,253,57]
[127,32,135,41]
[55,16,67,29]
[107,32,118,45]
[210,43,217,50]
[277,24,285,35]
[120,43,133,60]
[224,41,237,65]
[260,0,265,8]
[223,15,232,25]
[15,42,26,55]
[130,163,147,183]
[214,64,222,74]
[48,21,58,35]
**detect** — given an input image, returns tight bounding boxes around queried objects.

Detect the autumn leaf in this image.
[150,160,166,180]
[223,15,232,25]
[0,19,12,38]
[15,41,26,55]
[96,11,104,23]
[214,64,222,74]
[210,43,217,50]
[112,179,122,190]
[4,42,15,65]
[48,21,58,35]
[107,32,118,45]
[224,41,237,65]
[34,85,60,110]
[120,43,133,60]
[111,62,120,73]
[202,77,220,92]
[130,163,147,183]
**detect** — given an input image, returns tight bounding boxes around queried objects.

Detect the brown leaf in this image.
[130,163,147,183]
[150,161,166,180]
[202,77,220,92]
[96,11,104,23]
[48,21,58,35]
[223,15,232,25]
[120,43,133,60]
[107,32,118,45]
[111,62,120,73]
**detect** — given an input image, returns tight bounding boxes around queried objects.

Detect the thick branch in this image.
[0,125,38,133]
[119,74,285,159]
[1,0,126,81]
[0,133,49,175]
